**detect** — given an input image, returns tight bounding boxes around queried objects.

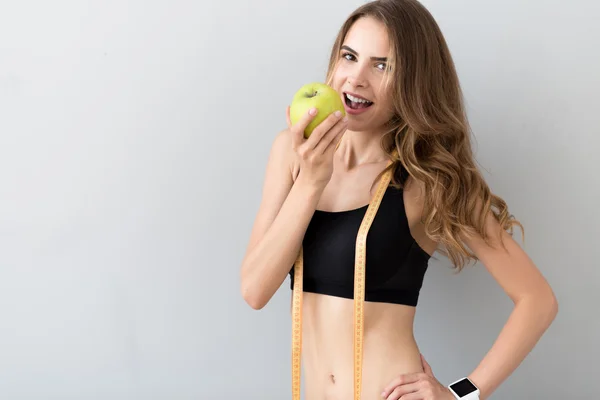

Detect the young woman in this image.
[240,1,558,399]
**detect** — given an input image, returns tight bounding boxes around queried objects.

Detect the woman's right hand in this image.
[285,105,348,190]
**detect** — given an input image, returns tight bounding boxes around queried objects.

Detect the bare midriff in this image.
[292,291,424,400]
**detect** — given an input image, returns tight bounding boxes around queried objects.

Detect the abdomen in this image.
[297,292,424,400]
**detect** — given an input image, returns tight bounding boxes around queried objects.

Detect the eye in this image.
[376,62,387,71]
[341,52,356,61]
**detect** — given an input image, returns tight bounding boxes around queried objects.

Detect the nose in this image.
[347,64,369,89]
[347,76,365,88]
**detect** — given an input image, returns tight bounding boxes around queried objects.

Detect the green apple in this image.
[289,82,346,138]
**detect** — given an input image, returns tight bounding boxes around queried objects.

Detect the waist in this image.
[296,292,424,400]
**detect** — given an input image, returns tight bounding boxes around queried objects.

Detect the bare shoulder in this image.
[271,128,294,171]
[402,175,438,256]
[402,175,427,219]
[242,129,295,259]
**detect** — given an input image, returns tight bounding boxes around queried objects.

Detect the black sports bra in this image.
[289,168,431,307]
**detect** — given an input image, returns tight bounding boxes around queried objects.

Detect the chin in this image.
[346,115,385,132]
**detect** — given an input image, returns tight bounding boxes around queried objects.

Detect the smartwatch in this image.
[448,377,480,399]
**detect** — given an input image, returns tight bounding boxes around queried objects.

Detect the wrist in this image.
[295,173,327,197]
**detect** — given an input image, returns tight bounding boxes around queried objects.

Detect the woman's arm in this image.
[461,211,558,399]
[240,130,325,310]
[381,193,558,400]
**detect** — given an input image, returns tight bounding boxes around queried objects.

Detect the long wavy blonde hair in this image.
[325,0,524,271]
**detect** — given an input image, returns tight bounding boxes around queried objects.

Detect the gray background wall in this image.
[0,0,598,399]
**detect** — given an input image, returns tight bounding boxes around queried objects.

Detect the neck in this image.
[336,129,389,170]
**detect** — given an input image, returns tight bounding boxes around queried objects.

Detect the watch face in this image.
[450,378,477,397]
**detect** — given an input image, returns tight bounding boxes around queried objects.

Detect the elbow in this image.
[547,289,559,322]
[240,280,268,310]
[513,276,559,324]
[541,283,559,324]
[525,285,559,327]
[542,295,559,331]
[243,290,267,310]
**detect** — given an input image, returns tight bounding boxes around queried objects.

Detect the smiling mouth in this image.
[344,92,374,110]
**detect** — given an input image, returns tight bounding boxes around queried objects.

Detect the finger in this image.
[286,106,292,129]
[386,382,421,400]
[397,393,422,400]
[323,123,347,155]
[331,126,347,153]
[420,354,433,376]
[318,117,347,155]
[290,107,318,147]
[381,374,422,397]
[304,110,344,151]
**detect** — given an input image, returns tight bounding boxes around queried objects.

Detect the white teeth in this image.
[346,93,372,104]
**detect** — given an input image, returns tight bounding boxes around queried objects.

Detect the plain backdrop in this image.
[0,0,598,399]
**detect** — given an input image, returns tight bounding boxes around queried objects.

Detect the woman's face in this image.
[330,16,395,133]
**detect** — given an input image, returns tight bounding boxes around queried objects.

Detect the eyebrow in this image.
[341,45,387,62]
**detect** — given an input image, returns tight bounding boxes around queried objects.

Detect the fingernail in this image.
[334,110,342,117]
[309,108,317,115]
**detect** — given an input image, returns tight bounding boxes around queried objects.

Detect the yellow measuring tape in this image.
[291,151,395,400]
